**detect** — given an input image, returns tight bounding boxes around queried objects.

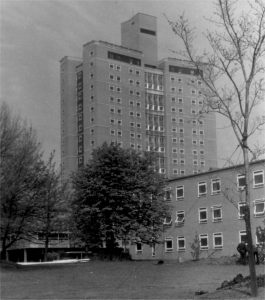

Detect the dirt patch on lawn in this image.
[196,287,265,299]
[196,274,265,299]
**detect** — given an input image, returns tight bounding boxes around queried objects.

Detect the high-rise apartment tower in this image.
[60,13,217,181]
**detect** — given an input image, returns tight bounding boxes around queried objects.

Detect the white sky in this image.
[1,0,264,166]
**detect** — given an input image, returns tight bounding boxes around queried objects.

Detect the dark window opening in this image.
[144,64,157,69]
[140,28,156,36]
[108,51,141,66]
[169,65,203,76]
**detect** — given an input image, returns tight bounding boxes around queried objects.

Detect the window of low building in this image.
[199,207,208,224]
[199,234,209,250]
[198,181,207,196]
[213,232,223,249]
[175,210,185,225]
[237,174,246,190]
[177,236,186,251]
[253,170,264,188]
[176,186,184,200]
[165,238,173,252]
[254,199,265,217]
[211,179,221,194]
[211,205,222,222]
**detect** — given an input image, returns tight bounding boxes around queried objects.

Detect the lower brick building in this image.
[130,159,265,260]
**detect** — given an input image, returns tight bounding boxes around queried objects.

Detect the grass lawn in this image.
[1,260,265,299]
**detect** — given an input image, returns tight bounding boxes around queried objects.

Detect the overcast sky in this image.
[1,0,263,166]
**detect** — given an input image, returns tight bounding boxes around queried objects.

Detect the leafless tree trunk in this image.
[166,0,265,296]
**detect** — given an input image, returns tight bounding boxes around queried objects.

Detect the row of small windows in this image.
[110,107,122,114]
[146,146,165,153]
[109,63,141,76]
[238,200,265,218]
[164,170,264,201]
[171,134,205,147]
[171,107,202,115]
[172,169,186,176]
[127,228,263,254]
[130,122,142,129]
[136,232,223,254]
[130,143,142,150]
[109,74,141,86]
[110,129,125,137]
[171,117,184,124]
[171,126,204,133]
[172,128,205,136]
[171,97,203,106]
[109,97,142,108]
[109,74,121,82]
[163,206,223,225]
[164,200,265,229]
[110,97,122,104]
[171,159,205,166]
[172,148,185,154]
[170,87,202,95]
[170,77,202,85]
[172,158,186,165]
[172,138,185,144]
[110,108,142,117]
[109,85,142,97]
[130,100,141,108]
[146,125,165,132]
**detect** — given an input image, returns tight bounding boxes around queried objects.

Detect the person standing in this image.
[237,241,247,264]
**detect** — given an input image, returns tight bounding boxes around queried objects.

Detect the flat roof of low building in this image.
[167,159,265,183]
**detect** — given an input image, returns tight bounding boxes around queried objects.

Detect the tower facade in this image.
[60,13,217,181]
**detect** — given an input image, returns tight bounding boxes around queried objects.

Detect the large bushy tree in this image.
[71,143,170,256]
[166,0,265,296]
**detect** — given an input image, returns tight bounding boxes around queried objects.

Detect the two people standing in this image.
[237,241,260,265]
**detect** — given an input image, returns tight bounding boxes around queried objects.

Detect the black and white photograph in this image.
[1,0,265,299]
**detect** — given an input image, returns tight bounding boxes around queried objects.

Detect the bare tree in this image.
[0,102,44,260]
[36,152,71,262]
[166,0,265,296]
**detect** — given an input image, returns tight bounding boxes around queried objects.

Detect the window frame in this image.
[253,199,265,217]
[211,205,222,222]
[237,174,246,190]
[163,216,172,225]
[198,181,207,197]
[253,170,264,188]
[238,202,247,219]
[165,237,173,252]
[211,178,221,195]
[164,188,172,201]
[213,232,223,249]
[180,159,185,165]
[199,207,208,224]
[239,230,247,243]
[177,236,186,251]
[199,234,209,250]
[173,169,178,175]
[176,186,184,200]
[175,210,185,225]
